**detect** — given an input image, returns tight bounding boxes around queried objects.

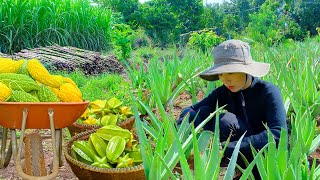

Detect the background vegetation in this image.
[1,0,319,53]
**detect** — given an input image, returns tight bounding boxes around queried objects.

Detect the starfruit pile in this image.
[71,125,142,168]
[79,97,133,126]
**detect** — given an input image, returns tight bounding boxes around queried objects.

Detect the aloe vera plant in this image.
[127,38,320,179]
[131,80,247,179]
[239,127,320,180]
[262,40,320,119]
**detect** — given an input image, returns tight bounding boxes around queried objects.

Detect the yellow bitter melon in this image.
[37,84,60,102]
[63,77,78,87]
[0,82,11,101]
[10,90,40,102]
[0,58,24,73]
[0,73,40,92]
[27,59,64,88]
[54,83,82,102]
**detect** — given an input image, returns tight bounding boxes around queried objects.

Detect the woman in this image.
[177,39,287,160]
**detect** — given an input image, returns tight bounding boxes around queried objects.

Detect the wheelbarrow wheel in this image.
[0,127,12,169]
[23,133,47,176]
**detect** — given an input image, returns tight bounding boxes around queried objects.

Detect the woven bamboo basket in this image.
[67,116,135,136]
[63,129,145,180]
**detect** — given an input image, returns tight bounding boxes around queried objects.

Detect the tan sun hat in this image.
[199,39,270,81]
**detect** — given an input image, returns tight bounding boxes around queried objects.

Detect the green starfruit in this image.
[90,133,108,157]
[107,97,122,109]
[116,154,134,168]
[101,114,118,126]
[106,136,126,161]
[90,100,111,116]
[119,106,133,117]
[91,156,112,168]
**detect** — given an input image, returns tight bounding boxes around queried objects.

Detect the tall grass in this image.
[0,0,112,54]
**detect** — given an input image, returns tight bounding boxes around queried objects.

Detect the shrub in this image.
[187,29,225,54]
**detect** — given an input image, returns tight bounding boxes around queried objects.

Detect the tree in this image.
[236,0,251,31]
[95,0,139,24]
[168,0,204,32]
[201,3,224,29]
[245,0,283,45]
[138,2,179,45]
[290,0,320,36]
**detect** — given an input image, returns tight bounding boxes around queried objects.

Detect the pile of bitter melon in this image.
[71,125,142,168]
[0,57,82,102]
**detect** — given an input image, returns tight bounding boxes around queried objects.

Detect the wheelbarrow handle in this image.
[12,108,59,180]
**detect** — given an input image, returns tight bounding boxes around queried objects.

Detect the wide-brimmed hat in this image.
[199,39,270,81]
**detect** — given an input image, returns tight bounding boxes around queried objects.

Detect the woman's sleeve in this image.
[224,84,287,157]
[177,89,219,124]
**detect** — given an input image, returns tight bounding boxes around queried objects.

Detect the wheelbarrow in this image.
[0,101,89,180]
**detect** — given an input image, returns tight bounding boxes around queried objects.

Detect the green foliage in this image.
[261,39,320,118]
[164,0,204,32]
[0,0,112,54]
[111,23,135,61]
[245,0,282,45]
[187,29,225,54]
[290,0,320,36]
[200,4,223,29]
[95,0,139,25]
[130,86,241,179]
[127,47,213,112]
[126,38,320,178]
[245,0,307,44]
[89,0,319,45]
[135,0,205,45]
[138,2,179,46]
[82,74,131,104]
[223,14,238,35]
[240,127,320,180]
[234,0,251,31]
[132,28,152,49]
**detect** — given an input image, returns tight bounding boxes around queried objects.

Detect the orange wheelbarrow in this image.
[0,101,89,180]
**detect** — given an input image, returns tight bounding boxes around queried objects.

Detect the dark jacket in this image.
[179,77,287,157]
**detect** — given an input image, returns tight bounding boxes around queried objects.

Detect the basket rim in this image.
[71,121,102,128]
[63,129,144,174]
